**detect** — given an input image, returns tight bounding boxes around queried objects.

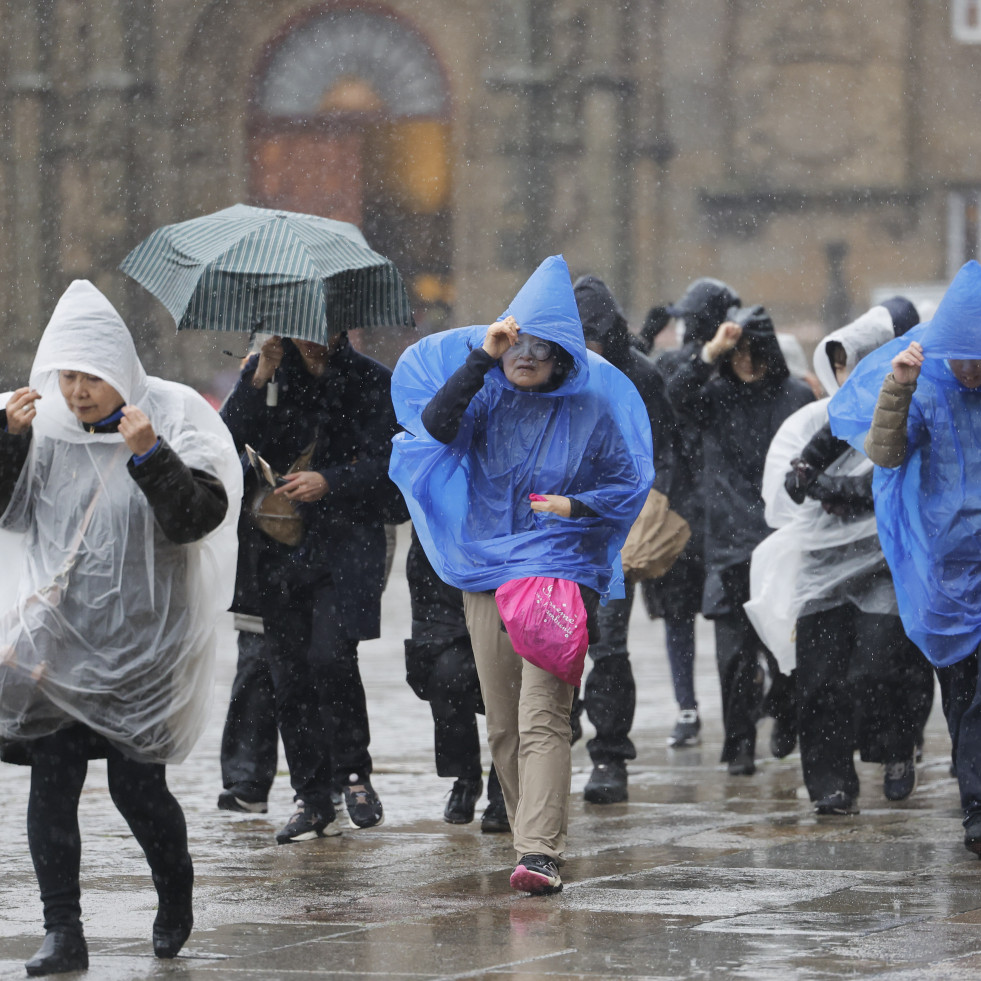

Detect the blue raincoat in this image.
[389,255,654,597]
[828,260,981,666]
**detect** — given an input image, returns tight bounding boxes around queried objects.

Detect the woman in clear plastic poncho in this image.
[390,256,653,896]
[747,305,929,815]
[828,260,981,854]
[0,281,241,973]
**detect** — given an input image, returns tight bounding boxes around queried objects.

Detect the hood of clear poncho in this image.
[813,306,895,397]
[30,280,149,443]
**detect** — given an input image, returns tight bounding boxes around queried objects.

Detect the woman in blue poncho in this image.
[828,260,981,856]
[390,256,653,895]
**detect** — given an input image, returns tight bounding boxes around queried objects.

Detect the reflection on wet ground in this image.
[1,531,978,979]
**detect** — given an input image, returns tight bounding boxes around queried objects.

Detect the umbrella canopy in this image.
[119,203,414,343]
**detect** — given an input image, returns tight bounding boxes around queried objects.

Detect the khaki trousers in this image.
[462,590,575,862]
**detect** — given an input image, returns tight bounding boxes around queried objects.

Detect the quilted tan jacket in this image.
[863,372,916,468]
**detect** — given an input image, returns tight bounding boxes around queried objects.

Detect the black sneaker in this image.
[583,761,628,804]
[444,776,483,824]
[883,759,917,801]
[217,790,268,814]
[964,813,981,857]
[344,778,384,829]
[814,791,859,815]
[275,801,342,844]
[510,854,562,895]
[667,709,700,747]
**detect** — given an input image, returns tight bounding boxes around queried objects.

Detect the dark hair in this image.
[826,340,847,372]
[545,344,577,390]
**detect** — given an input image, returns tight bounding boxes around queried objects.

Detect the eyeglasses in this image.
[505,337,555,362]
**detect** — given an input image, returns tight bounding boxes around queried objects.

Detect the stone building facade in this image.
[1,0,981,389]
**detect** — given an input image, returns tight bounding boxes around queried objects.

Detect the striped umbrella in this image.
[119,203,414,343]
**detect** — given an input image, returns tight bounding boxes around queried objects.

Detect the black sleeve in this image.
[805,471,875,517]
[421,348,498,443]
[800,423,849,472]
[0,416,32,514]
[568,498,598,519]
[784,422,855,505]
[128,438,229,545]
[665,347,714,428]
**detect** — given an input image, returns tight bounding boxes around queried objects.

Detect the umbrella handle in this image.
[266,371,279,407]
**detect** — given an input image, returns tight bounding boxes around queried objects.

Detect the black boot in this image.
[444,776,483,824]
[583,760,628,804]
[25,928,88,977]
[152,866,193,959]
[480,765,510,833]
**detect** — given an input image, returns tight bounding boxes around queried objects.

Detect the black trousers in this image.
[583,586,637,765]
[405,638,483,779]
[936,650,981,823]
[264,574,374,814]
[220,630,278,802]
[27,726,192,933]
[796,606,927,801]
[713,607,766,762]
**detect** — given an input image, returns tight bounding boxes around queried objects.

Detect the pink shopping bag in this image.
[495,577,590,686]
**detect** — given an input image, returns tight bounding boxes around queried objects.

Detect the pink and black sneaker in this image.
[510,854,563,895]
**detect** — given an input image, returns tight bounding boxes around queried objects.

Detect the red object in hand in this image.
[529,493,548,502]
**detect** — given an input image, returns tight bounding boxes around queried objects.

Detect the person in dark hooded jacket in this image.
[668,305,814,774]
[571,275,678,803]
[220,332,406,842]
[643,278,742,749]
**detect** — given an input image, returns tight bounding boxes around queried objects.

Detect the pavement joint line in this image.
[430,946,579,980]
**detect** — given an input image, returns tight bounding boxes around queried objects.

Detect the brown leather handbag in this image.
[246,441,316,547]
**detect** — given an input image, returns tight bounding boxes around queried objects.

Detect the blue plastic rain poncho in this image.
[389,255,654,597]
[828,261,981,666]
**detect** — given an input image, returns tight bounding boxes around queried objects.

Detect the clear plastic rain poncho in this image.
[829,260,981,667]
[0,281,241,762]
[745,307,896,671]
[389,255,654,598]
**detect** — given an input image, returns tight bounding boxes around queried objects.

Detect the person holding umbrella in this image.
[119,204,414,839]
[220,328,406,840]
[0,281,240,974]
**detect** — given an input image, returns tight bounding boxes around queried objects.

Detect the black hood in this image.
[718,304,790,386]
[880,295,920,336]
[573,275,631,364]
[667,277,741,345]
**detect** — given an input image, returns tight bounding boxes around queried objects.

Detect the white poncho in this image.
[745,307,896,671]
[0,281,241,763]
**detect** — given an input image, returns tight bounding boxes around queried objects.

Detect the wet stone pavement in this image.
[2,528,981,980]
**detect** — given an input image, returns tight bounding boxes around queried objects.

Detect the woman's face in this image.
[729,338,768,383]
[950,359,981,389]
[58,370,125,424]
[501,334,557,391]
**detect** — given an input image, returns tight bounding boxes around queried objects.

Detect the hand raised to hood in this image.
[892,340,923,386]
[482,316,520,360]
[119,405,158,456]
[4,388,41,435]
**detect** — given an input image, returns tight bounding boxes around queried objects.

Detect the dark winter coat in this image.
[668,340,814,616]
[221,335,405,639]
[573,276,677,497]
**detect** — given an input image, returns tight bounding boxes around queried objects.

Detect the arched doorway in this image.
[249,4,453,350]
